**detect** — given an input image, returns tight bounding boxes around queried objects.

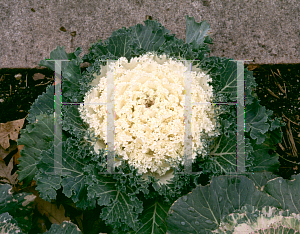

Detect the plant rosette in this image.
[17,15,286,233]
[78,51,219,184]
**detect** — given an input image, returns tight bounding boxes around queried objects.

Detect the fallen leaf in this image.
[247,64,260,71]
[0,139,18,161]
[293,165,298,171]
[14,145,24,165]
[0,155,18,185]
[80,62,91,68]
[0,118,25,150]
[74,213,84,232]
[35,196,71,225]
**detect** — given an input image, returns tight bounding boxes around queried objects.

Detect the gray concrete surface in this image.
[0,0,299,69]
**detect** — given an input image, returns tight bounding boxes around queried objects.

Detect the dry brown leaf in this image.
[0,142,17,161]
[35,196,71,225]
[246,64,260,71]
[74,213,84,232]
[80,62,91,68]
[0,118,25,150]
[14,145,23,165]
[0,155,18,185]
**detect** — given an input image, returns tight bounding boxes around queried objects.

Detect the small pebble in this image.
[33,73,45,81]
[15,73,22,80]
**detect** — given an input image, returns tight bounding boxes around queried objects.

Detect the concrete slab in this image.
[0,0,299,68]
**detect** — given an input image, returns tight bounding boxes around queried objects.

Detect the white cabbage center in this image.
[79,52,217,181]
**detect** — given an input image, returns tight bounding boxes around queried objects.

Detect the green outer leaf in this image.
[270,117,285,131]
[111,162,150,199]
[156,33,210,63]
[263,174,300,214]
[244,171,279,191]
[185,15,213,47]
[166,175,281,234]
[208,103,281,176]
[38,46,82,72]
[244,68,257,106]
[62,105,88,139]
[106,27,136,59]
[0,184,35,233]
[34,172,62,202]
[27,84,54,124]
[196,105,242,176]
[207,132,238,174]
[35,140,96,209]
[244,98,272,144]
[133,198,170,234]
[17,113,54,187]
[61,58,83,102]
[38,45,83,103]
[83,16,213,66]
[197,56,238,103]
[61,175,96,210]
[82,38,108,64]
[130,19,171,56]
[155,35,185,57]
[249,132,281,173]
[83,18,171,64]
[43,221,82,234]
[195,54,282,177]
[143,171,202,206]
[87,175,143,231]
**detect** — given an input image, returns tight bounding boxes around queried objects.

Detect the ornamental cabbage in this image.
[79,52,219,182]
[16,15,286,233]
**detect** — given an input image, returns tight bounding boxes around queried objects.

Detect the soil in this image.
[0,68,55,123]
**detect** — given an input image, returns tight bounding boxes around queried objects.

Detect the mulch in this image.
[248,63,300,179]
